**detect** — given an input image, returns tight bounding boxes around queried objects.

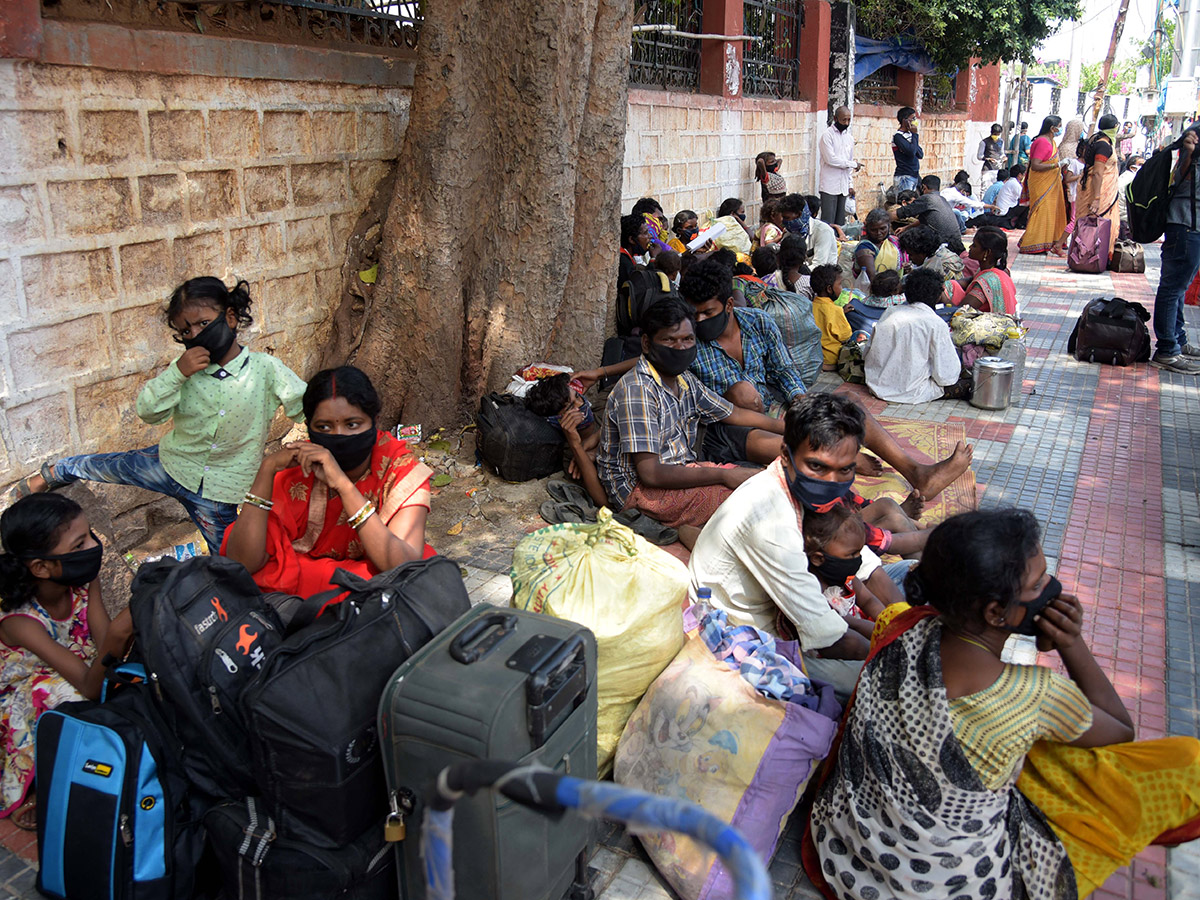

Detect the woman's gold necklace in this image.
[953,632,998,655]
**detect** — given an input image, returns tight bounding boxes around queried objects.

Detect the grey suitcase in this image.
[378,604,598,900]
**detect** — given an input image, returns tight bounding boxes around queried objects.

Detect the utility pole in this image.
[1065,17,1083,118]
[1090,0,1132,126]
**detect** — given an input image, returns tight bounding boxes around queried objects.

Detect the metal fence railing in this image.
[741,0,802,100]
[630,0,704,92]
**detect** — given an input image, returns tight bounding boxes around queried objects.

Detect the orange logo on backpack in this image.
[236,625,257,655]
[211,597,228,622]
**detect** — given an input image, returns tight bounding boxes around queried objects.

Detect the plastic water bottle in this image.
[695,586,713,618]
[998,327,1027,406]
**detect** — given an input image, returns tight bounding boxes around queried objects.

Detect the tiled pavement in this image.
[0,239,1197,899]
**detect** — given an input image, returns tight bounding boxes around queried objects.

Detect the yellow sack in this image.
[510,509,686,775]
[710,215,752,255]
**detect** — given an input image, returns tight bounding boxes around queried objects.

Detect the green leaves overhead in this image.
[856,0,1082,71]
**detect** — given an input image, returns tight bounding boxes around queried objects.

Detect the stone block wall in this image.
[0,59,410,504]
[851,112,991,211]
[622,88,821,223]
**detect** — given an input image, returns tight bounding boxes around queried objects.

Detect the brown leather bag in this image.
[1110,239,1146,273]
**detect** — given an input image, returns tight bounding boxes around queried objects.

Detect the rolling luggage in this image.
[378,604,598,900]
[1067,200,1116,274]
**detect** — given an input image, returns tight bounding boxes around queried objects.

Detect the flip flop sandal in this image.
[545,478,595,510]
[613,509,679,546]
[12,799,36,832]
[7,475,40,503]
[538,500,594,526]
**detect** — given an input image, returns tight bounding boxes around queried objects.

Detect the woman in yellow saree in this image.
[1079,114,1123,263]
[1020,115,1070,256]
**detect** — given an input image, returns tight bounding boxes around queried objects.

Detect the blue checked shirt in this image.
[596,357,734,508]
[690,307,807,405]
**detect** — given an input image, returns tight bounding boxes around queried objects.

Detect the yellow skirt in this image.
[1019,737,1200,896]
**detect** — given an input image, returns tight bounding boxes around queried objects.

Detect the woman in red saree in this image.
[222,366,434,597]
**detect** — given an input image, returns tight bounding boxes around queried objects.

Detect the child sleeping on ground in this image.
[525,375,606,507]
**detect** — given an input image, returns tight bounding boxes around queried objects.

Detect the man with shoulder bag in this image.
[1151,126,1200,374]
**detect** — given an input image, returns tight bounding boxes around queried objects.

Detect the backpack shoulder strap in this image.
[655,271,671,293]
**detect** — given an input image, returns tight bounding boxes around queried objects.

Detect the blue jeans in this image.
[50,446,238,552]
[881,559,918,597]
[893,175,919,193]
[1152,225,1200,356]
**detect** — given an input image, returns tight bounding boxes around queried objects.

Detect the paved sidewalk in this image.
[0,240,1196,899]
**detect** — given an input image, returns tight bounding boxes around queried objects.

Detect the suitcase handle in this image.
[450,613,518,664]
[526,635,588,748]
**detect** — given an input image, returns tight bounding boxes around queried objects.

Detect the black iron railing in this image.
[742,0,802,100]
[856,64,899,105]
[630,0,703,92]
[921,72,957,112]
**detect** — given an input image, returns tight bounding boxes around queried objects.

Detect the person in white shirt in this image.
[865,270,969,405]
[818,106,859,226]
[965,164,1028,229]
[804,194,843,266]
[687,393,913,701]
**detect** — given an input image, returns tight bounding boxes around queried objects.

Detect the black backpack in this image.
[476,392,565,482]
[616,266,679,336]
[1067,296,1152,366]
[130,556,285,799]
[239,557,470,848]
[1127,142,1192,243]
[36,679,207,900]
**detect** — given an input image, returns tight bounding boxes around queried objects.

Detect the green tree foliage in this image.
[1079,58,1142,94]
[855,0,1082,70]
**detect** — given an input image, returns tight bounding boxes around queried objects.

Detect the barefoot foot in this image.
[856,451,884,477]
[901,489,924,521]
[909,441,973,501]
[677,524,701,551]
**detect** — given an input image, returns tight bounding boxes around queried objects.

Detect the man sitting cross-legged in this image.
[688,393,916,702]
[594,298,786,548]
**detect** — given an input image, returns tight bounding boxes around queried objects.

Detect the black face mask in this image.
[1006,575,1062,637]
[810,553,862,587]
[834,121,850,133]
[308,427,378,474]
[680,227,699,243]
[784,447,855,513]
[181,315,236,362]
[695,308,729,343]
[30,533,104,588]
[646,342,697,378]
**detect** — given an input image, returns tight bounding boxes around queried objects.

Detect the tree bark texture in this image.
[322,0,633,428]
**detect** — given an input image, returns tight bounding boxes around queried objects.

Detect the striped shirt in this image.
[948,664,1093,790]
[689,307,807,403]
[595,357,733,508]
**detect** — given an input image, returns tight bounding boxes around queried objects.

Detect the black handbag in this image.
[1067,296,1151,366]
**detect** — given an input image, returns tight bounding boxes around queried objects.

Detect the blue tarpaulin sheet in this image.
[854,35,936,83]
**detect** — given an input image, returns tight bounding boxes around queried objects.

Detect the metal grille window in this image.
[266,0,421,46]
[1051,86,1062,116]
[742,0,802,100]
[856,65,898,105]
[630,0,703,92]
[921,73,957,112]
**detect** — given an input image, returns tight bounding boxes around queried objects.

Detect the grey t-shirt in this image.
[895,193,966,253]
[1167,160,1200,230]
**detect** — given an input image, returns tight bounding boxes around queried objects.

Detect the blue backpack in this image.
[35,672,206,900]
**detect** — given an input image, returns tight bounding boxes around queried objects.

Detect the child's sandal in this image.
[12,799,36,831]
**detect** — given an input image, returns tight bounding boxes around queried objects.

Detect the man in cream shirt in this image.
[818,106,859,226]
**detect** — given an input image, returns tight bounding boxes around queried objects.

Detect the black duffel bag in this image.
[476,391,565,482]
[239,556,470,848]
[1067,296,1152,366]
[205,797,395,900]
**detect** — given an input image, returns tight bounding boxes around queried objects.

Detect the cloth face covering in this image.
[810,553,862,586]
[695,308,729,343]
[646,343,697,378]
[182,314,236,362]
[784,447,854,512]
[1006,574,1063,637]
[309,427,378,474]
[29,533,104,587]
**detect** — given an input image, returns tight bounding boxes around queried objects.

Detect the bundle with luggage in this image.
[510,510,686,775]
[614,609,840,900]
[1067,296,1152,366]
[36,554,471,900]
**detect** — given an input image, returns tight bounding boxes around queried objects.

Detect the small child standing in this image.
[810,264,852,370]
[0,494,133,826]
[11,277,307,551]
[525,374,605,507]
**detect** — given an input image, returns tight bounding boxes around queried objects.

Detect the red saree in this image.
[223,431,435,596]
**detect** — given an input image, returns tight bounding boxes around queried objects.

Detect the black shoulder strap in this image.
[286,588,343,633]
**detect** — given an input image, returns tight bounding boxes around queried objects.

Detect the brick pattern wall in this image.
[851,112,994,211]
[622,89,820,223]
[0,60,409,494]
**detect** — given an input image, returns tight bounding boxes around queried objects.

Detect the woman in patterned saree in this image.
[222,365,434,597]
[1019,115,1070,256]
[805,509,1200,899]
[1079,113,1123,263]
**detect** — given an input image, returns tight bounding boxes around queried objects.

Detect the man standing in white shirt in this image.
[864,270,970,404]
[818,106,859,226]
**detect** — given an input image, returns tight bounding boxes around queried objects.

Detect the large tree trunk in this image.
[323,0,632,427]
